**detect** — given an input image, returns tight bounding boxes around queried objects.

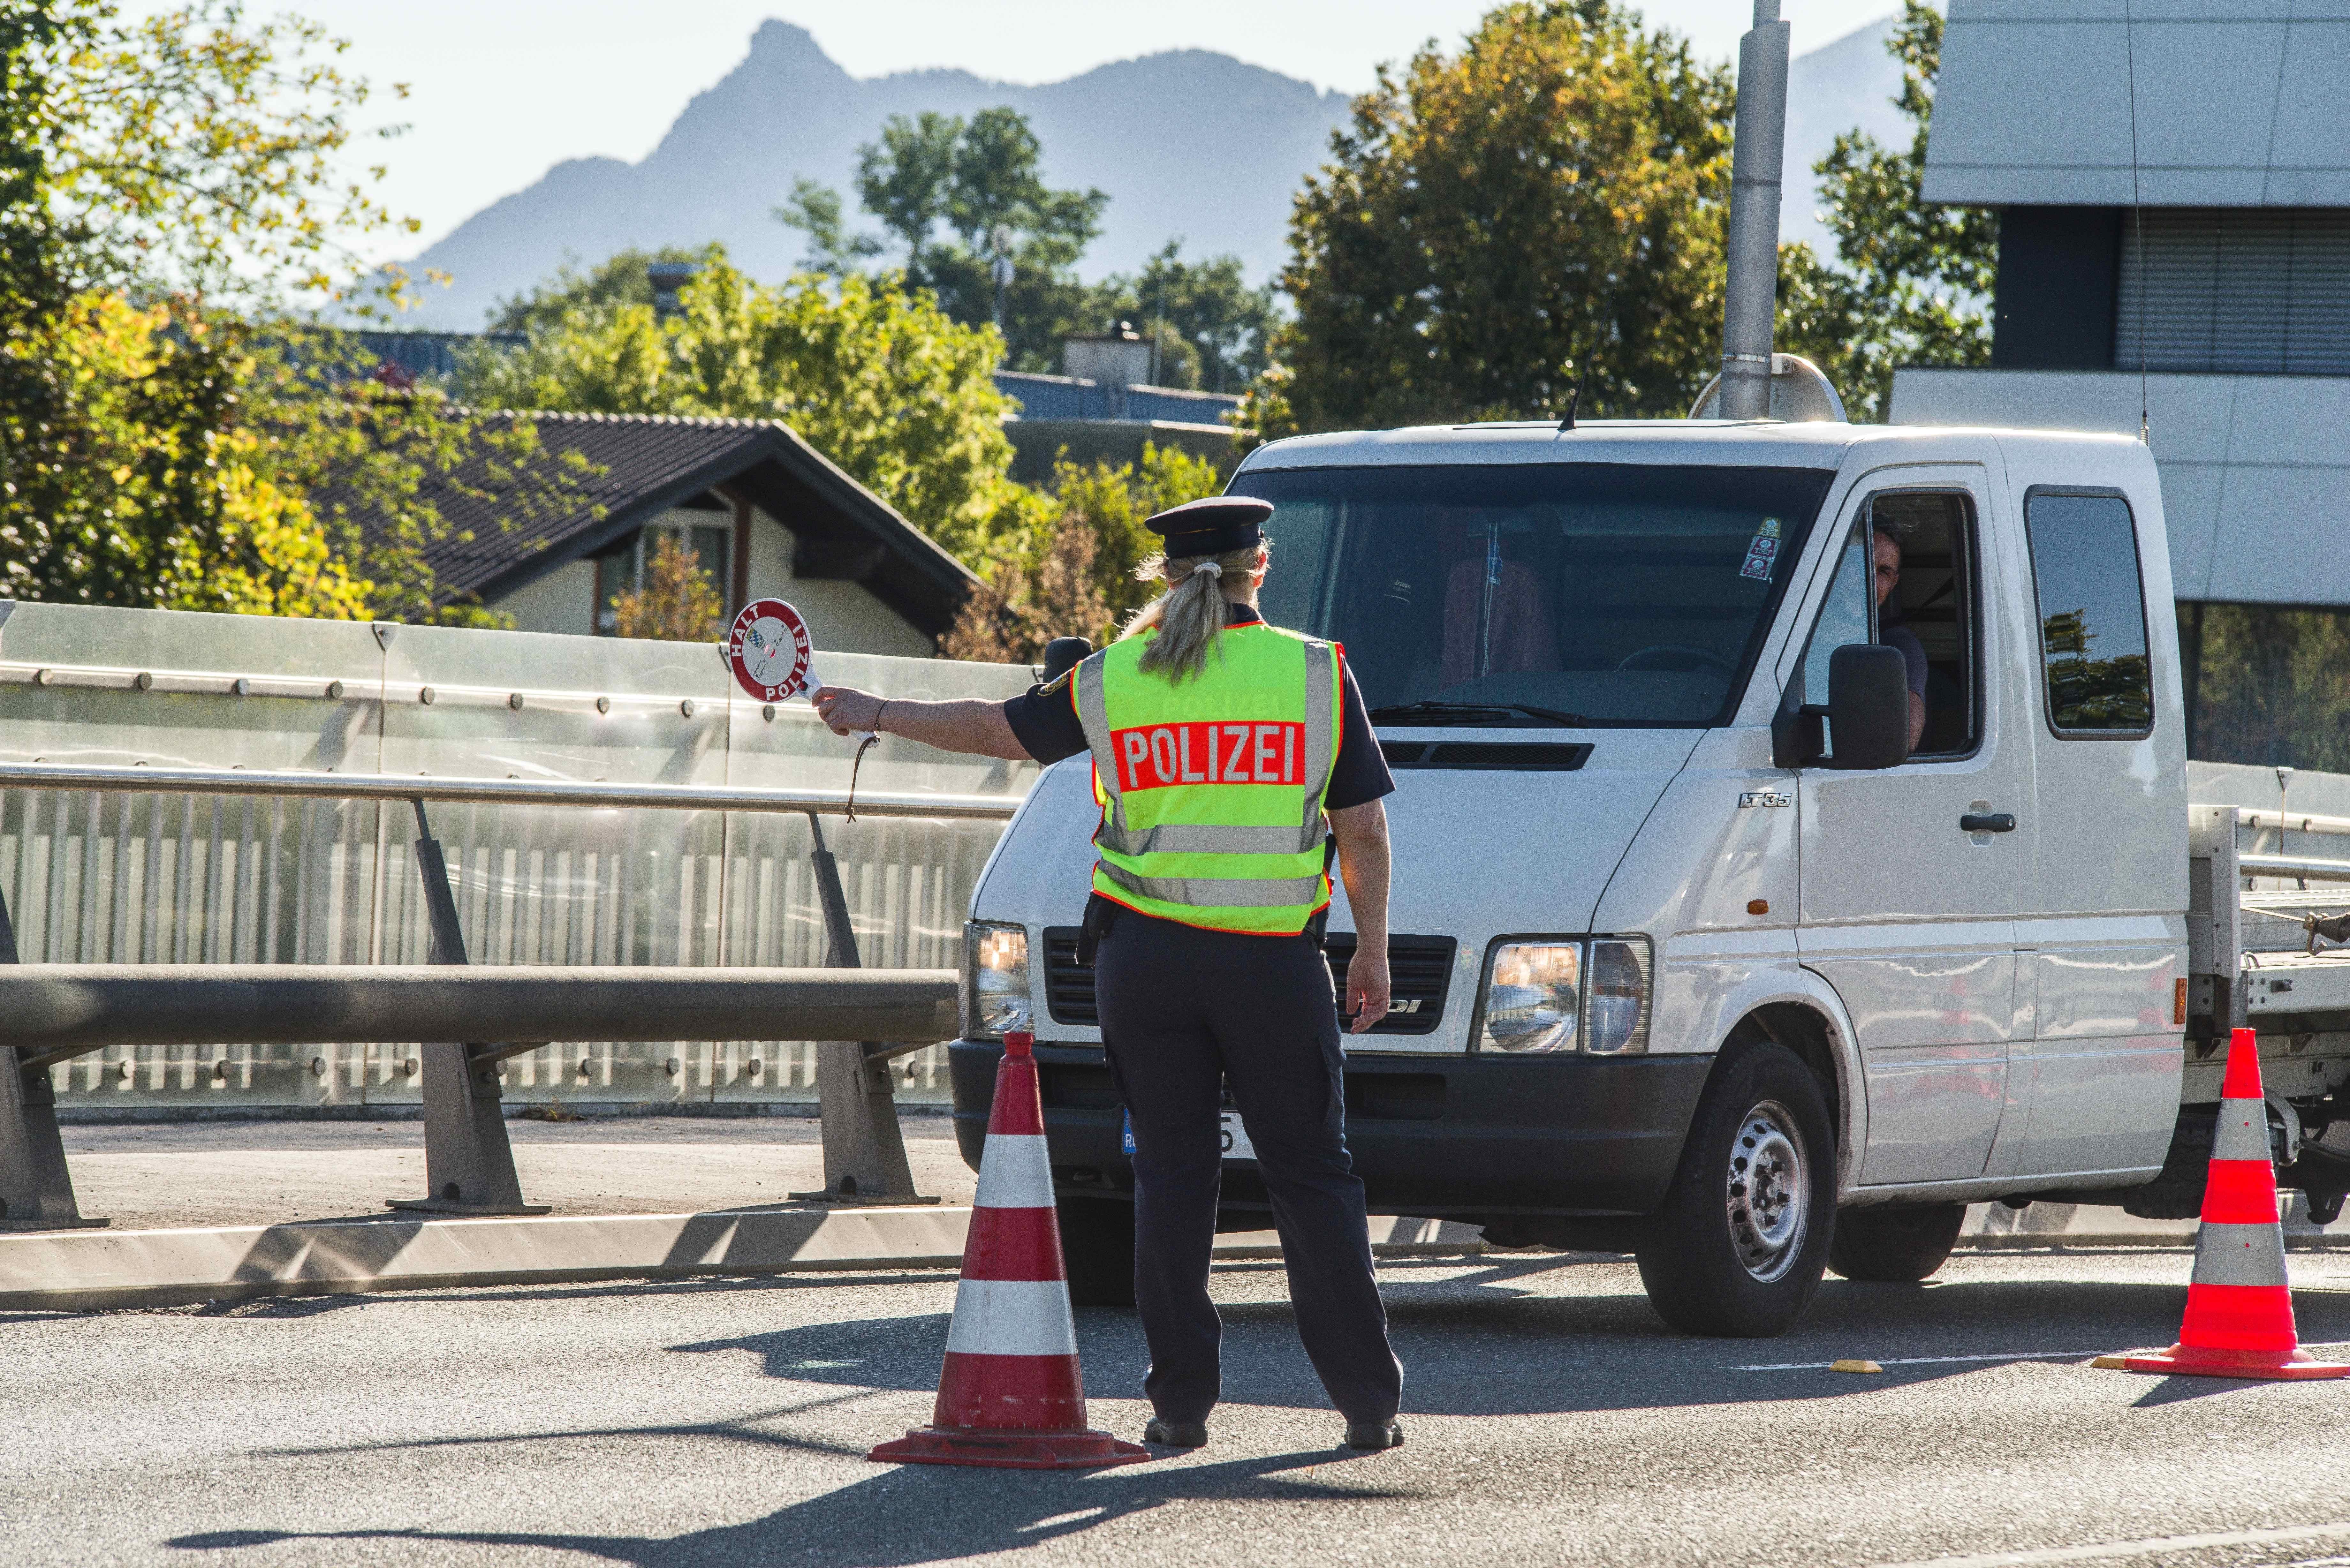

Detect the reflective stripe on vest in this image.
[1074,623,1340,935]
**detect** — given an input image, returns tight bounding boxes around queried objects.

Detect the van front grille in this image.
[1323,934,1456,1035]
[1041,926,1097,1025]
[1039,926,1455,1036]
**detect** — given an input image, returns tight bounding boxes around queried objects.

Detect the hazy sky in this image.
[123,1,1901,259]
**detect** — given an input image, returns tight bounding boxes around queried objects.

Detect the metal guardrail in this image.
[0,760,998,1233]
[0,962,959,1234]
[2225,808,2350,886]
[0,760,1018,821]
[0,965,956,1066]
[2240,853,2350,885]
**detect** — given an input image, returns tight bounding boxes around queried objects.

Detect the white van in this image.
[949,419,2340,1335]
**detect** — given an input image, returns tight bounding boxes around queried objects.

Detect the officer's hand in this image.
[1345,949,1391,1034]
[812,685,882,736]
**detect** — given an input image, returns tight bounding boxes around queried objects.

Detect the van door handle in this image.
[1960,812,2016,833]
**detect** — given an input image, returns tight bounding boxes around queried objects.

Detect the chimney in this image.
[648,261,698,320]
[1061,320,1154,388]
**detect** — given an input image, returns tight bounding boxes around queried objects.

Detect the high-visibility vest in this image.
[1073,621,1342,935]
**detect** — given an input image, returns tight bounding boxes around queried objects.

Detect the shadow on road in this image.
[149,1254,2350,1566]
[167,1447,1409,1568]
[647,1254,2350,1416]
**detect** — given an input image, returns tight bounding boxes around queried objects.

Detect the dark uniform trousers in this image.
[1094,910,1403,1427]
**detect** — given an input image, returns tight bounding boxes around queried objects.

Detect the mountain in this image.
[406,23,1350,328]
[406,15,1907,330]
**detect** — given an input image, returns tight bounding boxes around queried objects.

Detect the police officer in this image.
[813,494,1405,1452]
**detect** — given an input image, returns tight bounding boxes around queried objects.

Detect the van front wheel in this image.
[1635,1042,1835,1337]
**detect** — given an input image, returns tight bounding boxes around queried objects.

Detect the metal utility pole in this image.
[989,224,1015,337]
[1719,0,1792,421]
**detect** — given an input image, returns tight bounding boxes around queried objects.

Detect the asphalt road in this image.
[13,1248,2350,1568]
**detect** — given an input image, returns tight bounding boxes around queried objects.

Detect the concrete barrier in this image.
[0,1209,1486,1312]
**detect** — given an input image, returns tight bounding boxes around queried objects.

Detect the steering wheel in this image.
[1616,644,1735,677]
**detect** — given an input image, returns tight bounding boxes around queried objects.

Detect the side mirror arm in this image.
[1771,694,1824,770]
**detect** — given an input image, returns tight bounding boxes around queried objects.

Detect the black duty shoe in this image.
[1143,1419,1208,1448]
[1344,1420,1404,1451]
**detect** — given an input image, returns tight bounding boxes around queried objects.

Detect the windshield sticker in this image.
[1739,527,1781,581]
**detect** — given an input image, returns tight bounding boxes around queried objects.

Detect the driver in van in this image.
[1873,526,1929,750]
[810,494,1407,1455]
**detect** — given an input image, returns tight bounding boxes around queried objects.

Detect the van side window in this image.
[1797,526,1872,712]
[2024,492,2153,736]
[1796,493,1980,756]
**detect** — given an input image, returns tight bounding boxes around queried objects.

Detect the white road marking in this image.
[1736,1351,2111,1372]
[1740,1340,2350,1373]
[1872,1520,2350,1567]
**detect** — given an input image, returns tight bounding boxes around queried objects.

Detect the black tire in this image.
[1635,1041,1836,1337]
[1058,1195,1136,1308]
[1827,1202,1967,1283]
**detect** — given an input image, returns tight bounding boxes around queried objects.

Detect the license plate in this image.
[1220,1111,1256,1162]
[1121,1110,1255,1160]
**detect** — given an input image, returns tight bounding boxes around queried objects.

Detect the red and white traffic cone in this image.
[2120,1028,2350,1381]
[869,1030,1149,1468]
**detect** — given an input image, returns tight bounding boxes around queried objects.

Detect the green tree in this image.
[1246,1,1732,439]
[484,244,709,335]
[459,247,1046,562]
[783,106,1111,370]
[0,1,545,622]
[1093,243,1280,393]
[854,110,963,283]
[1778,0,1997,420]
[771,179,883,281]
[944,441,1225,662]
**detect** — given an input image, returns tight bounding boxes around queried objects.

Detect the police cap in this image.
[1144,495,1272,558]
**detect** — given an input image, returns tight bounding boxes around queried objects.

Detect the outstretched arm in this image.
[811,685,1033,761]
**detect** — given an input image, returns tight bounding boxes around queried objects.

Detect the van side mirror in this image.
[1040,637,1092,684]
[1772,643,1912,770]
[1821,643,1910,770]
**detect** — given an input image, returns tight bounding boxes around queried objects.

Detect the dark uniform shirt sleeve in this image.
[1324,658,1394,810]
[996,615,1395,809]
[1001,669,1089,765]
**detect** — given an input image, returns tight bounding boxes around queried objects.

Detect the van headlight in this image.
[1475,936,1652,1055]
[1585,937,1653,1054]
[1478,941,1582,1053]
[962,921,1031,1040]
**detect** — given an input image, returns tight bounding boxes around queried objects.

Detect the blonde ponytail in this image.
[1122,543,1268,683]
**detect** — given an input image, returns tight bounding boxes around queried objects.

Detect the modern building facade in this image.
[1890,1,2350,767]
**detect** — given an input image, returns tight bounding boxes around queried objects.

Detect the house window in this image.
[2180,601,2350,770]
[593,523,733,634]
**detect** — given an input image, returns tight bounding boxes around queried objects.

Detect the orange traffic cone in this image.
[870,1031,1150,1468]
[2121,1028,2350,1381]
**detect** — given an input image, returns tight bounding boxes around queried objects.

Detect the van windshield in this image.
[1228,462,1836,728]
